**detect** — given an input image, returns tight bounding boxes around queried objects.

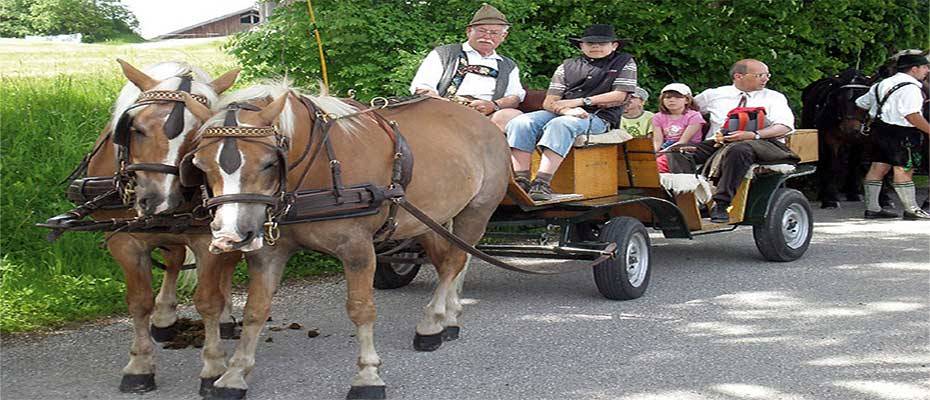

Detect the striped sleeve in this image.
[546,64,566,96]
[612,58,637,92]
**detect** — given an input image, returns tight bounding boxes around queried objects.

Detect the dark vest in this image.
[561,51,633,126]
[434,43,516,100]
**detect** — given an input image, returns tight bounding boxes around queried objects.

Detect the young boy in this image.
[620,87,654,138]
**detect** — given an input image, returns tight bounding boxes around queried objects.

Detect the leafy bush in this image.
[227,0,928,110]
[0,0,140,42]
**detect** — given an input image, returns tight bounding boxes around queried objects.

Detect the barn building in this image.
[154,2,279,40]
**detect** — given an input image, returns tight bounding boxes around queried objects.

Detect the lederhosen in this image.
[870,81,925,169]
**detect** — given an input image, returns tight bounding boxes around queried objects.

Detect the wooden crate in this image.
[787,129,818,163]
[531,145,618,199]
[617,137,661,188]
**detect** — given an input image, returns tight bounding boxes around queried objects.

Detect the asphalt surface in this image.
[3,202,929,400]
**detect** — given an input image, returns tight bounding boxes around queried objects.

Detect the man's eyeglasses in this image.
[473,28,505,37]
[744,73,772,78]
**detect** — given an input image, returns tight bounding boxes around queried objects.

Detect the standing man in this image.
[409,3,525,131]
[856,54,930,220]
[666,59,799,223]
[506,24,636,201]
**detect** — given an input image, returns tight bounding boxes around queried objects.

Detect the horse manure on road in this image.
[307,328,320,338]
[161,318,205,350]
[288,323,302,330]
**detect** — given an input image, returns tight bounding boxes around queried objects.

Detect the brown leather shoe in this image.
[514,176,531,193]
[528,181,553,201]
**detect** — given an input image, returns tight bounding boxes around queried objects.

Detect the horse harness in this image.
[112,75,210,204]
[179,96,416,245]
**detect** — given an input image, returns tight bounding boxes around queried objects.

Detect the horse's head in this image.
[181,93,293,254]
[111,59,239,216]
[805,68,870,138]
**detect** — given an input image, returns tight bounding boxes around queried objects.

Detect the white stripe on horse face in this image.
[212,140,245,240]
[153,111,194,214]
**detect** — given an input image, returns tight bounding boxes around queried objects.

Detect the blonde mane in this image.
[109,62,219,129]
[201,79,361,140]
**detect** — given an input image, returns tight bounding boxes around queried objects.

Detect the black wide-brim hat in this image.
[897,53,930,69]
[569,24,625,47]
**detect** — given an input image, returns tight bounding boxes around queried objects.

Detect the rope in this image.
[306,0,329,87]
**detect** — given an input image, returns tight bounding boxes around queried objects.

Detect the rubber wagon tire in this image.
[373,252,422,289]
[753,188,813,262]
[592,217,651,300]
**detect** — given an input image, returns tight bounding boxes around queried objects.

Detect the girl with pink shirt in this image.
[652,83,706,172]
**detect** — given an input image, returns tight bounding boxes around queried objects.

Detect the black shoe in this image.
[864,209,899,219]
[710,203,729,223]
[902,208,930,220]
[528,180,553,201]
[514,176,531,193]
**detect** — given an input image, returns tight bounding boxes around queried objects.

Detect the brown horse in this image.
[178,82,510,399]
[80,60,244,394]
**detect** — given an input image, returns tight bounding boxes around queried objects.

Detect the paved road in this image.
[3,204,929,400]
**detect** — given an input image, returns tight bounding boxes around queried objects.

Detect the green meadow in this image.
[0,38,338,333]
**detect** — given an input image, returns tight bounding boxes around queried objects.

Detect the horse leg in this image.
[338,241,386,399]
[107,234,158,393]
[218,260,239,340]
[819,141,842,208]
[150,245,185,342]
[209,248,289,400]
[193,246,241,397]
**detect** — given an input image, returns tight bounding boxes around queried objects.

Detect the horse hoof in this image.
[204,386,246,400]
[413,332,443,352]
[150,322,178,342]
[821,201,839,209]
[441,326,460,341]
[346,385,386,399]
[199,376,220,396]
[219,322,238,339]
[119,373,156,393]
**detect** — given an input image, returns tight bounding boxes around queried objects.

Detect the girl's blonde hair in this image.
[658,91,700,114]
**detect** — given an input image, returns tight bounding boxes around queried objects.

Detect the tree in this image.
[226,0,929,110]
[0,0,140,42]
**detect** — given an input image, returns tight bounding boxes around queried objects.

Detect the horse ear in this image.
[211,69,240,95]
[181,92,213,122]
[258,94,288,124]
[116,58,157,91]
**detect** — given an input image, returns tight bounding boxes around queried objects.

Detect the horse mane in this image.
[202,79,361,141]
[109,62,219,130]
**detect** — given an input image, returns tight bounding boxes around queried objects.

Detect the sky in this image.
[122,0,257,39]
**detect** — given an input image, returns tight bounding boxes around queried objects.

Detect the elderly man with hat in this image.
[409,3,525,131]
[506,24,637,201]
[855,52,930,220]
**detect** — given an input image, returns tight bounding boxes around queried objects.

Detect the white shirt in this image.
[695,85,796,141]
[855,72,924,127]
[409,42,526,102]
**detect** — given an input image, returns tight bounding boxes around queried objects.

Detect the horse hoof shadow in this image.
[150,323,178,342]
[119,373,156,393]
[204,386,246,400]
[413,332,443,351]
[821,201,839,209]
[347,385,386,399]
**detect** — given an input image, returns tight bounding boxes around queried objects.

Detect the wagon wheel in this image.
[373,252,422,289]
[753,188,813,262]
[592,217,651,300]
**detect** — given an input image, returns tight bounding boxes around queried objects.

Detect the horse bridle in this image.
[113,75,210,203]
[179,103,291,243]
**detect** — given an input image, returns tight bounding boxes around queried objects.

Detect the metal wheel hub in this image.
[781,204,810,249]
[626,233,649,287]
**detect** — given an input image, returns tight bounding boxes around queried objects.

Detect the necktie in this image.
[738,92,748,108]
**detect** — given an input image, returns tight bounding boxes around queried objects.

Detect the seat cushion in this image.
[573,128,633,147]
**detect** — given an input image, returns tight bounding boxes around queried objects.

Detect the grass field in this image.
[0,38,339,333]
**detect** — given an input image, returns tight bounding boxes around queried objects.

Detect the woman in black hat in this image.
[505,24,638,201]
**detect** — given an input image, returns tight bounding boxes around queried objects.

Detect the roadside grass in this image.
[0,39,340,334]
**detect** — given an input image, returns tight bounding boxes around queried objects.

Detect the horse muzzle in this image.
[209,231,263,254]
